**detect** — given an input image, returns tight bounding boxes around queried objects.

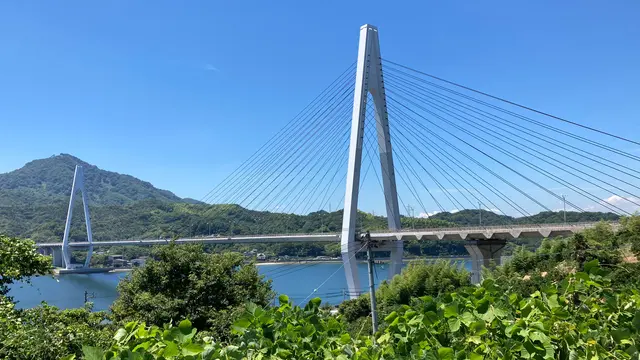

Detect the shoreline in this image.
[64,256,473,272]
[255,257,471,266]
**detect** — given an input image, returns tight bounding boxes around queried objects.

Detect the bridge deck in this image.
[35,222,613,248]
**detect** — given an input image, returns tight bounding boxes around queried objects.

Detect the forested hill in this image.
[0,154,620,242]
[429,209,619,226]
[0,154,184,206]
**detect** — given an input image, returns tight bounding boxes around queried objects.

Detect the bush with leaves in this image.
[110,243,274,340]
[0,236,112,360]
[0,234,51,297]
[0,304,112,360]
[376,260,471,309]
[73,261,640,359]
[377,260,640,359]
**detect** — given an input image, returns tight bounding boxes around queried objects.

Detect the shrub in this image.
[110,243,273,340]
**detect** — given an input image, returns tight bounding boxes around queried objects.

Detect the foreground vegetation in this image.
[2,216,640,359]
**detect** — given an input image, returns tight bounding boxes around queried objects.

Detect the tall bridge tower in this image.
[341,24,403,299]
[61,165,94,269]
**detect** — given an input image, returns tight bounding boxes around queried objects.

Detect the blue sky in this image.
[1,1,639,217]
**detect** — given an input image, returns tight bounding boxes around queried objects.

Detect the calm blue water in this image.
[8,259,471,311]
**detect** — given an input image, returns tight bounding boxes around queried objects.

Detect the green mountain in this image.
[0,155,620,243]
[0,154,182,207]
[429,209,619,226]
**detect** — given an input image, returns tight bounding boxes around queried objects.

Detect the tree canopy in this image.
[110,243,274,339]
[0,235,51,297]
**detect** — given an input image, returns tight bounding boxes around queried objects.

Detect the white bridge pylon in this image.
[341,24,403,299]
[61,165,94,269]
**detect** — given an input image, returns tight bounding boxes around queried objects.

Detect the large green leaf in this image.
[437,347,454,360]
[182,343,205,356]
[444,303,458,318]
[81,346,104,360]
[447,318,461,333]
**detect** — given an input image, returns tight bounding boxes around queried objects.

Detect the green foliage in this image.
[110,243,274,340]
[619,215,640,256]
[376,261,471,309]
[0,235,112,360]
[74,263,640,359]
[0,154,182,207]
[376,263,640,359]
[0,235,51,296]
[0,304,112,360]
[340,261,471,323]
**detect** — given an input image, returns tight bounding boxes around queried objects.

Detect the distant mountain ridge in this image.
[0,154,620,243]
[0,154,184,206]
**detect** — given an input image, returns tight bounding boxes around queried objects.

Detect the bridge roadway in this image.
[35,222,613,248]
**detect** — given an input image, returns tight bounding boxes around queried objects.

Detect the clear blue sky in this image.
[1,1,639,216]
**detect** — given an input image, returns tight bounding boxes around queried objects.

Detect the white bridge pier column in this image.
[341,24,402,299]
[464,239,506,284]
[61,165,94,269]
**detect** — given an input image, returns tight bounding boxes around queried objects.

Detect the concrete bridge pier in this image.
[464,239,506,284]
[38,246,64,268]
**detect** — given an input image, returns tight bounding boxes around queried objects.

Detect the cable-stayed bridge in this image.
[36,24,639,297]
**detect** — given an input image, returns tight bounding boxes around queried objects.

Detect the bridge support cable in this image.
[387,90,596,215]
[208,76,353,208]
[388,109,511,220]
[225,83,355,211]
[384,71,640,181]
[362,111,413,224]
[200,64,356,205]
[257,106,353,212]
[255,106,352,232]
[391,124,509,226]
[173,66,358,237]
[387,81,640,210]
[388,98,547,217]
[393,128,472,211]
[199,79,354,219]
[388,102,533,218]
[393,135,461,211]
[286,132,351,214]
[382,59,640,151]
[391,122,511,223]
[363,101,438,219]
[387,86,633,216]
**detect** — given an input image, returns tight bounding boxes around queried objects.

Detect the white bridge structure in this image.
[36,222,611,286]
[34,24,637,297]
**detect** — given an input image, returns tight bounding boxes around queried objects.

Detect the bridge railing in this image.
[394,221,618,233]
[36,221,617,247]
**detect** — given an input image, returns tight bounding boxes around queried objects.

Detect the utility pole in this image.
[208,223,211,236]
[362,231,379,338]
[562,194,567,224]
[479,202,482,226]
[408,205,415,229]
